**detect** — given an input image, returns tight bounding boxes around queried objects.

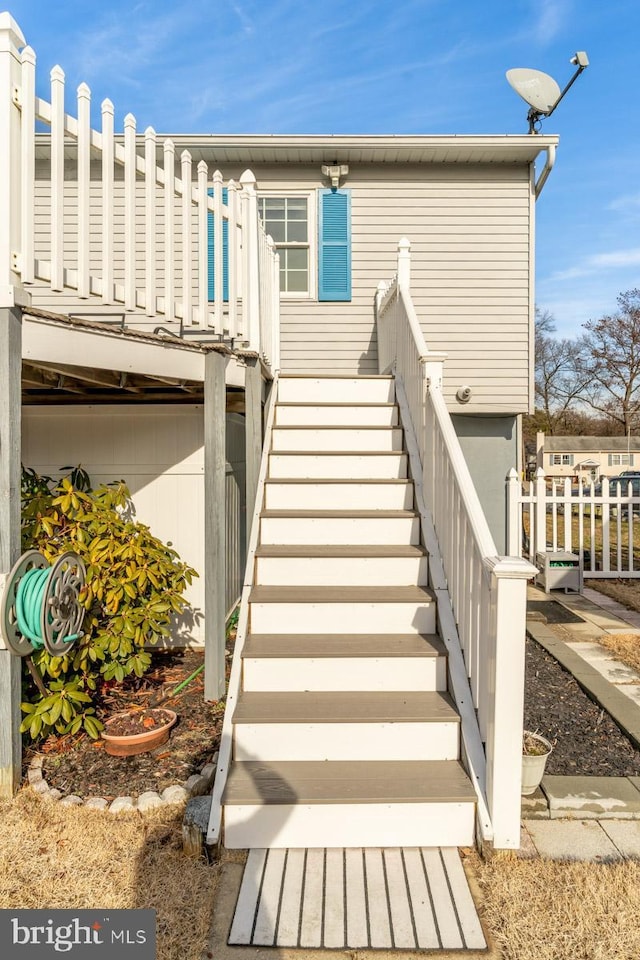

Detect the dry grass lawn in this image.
[598,632,640,674]
[478,856,640,960]
[587,577,640,615]
[5,789,640,960]
[0,789,218,960]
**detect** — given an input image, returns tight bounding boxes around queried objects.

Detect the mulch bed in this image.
[524,636,640,777]
[32,647,224,800]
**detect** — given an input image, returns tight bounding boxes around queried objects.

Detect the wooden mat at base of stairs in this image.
[228,846,486,950]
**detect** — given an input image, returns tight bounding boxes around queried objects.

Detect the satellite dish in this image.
[506,68,561,115]
[506,53,589,133]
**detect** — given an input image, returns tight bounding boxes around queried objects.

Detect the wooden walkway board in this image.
[228,847,486,950]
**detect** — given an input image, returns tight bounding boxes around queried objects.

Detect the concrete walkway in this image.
[524,583,640,860]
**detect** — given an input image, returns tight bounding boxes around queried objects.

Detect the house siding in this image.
[30,160,533,414]
[21,404,247,643]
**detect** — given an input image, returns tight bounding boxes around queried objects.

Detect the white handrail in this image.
[377,238,536,850]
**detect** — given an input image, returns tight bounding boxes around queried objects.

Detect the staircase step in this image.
[222,760,475,848]
[275,403,399,426]
[232,691,460,761]
[278,376,394,404]
[255,543,428,586]
[264,479,414,510]
[260,510,420,545]
[268,451,408,479]
[249,584,436,634]
[242,632,444,657]
[242,633,446,691]
[271,427,404,452]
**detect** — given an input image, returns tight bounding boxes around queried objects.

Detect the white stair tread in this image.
[223,760,474,804]
[233,690,459,723]
[242,633,445,658]
[250,584,435,603]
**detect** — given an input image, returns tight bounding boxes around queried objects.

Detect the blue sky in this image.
[7,0,640,339]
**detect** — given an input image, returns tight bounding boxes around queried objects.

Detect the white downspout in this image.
[534,144,556,199]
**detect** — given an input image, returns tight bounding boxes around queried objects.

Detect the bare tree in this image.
[534,308,589,434]
[580,289,640,436]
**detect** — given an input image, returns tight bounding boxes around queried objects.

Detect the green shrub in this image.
[20,466,197,742]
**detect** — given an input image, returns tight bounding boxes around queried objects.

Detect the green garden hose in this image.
[15,566,79,649]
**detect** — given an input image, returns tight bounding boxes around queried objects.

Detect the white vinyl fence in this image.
[508,468,640,578]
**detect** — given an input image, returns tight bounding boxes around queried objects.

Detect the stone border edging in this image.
[26,750,219,814]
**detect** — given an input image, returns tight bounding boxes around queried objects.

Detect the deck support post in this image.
[244,357,262,552]
[204,350,227,701]
[0,305,23,797]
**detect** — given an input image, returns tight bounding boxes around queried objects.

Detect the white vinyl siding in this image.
[30,159,534,413]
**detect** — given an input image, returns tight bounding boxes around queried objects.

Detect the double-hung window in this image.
[258,190,351,301]
[550,454,573,466]
[609,453,634,466]
[258,196,311,295]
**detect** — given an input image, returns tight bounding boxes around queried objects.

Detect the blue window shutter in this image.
[608,454,613,466]
[207,187,229,302]
[318,189,351,302]
[569,454,574,466]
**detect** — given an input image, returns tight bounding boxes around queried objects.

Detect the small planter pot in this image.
[101,708,177,757]
[522,731,553,795]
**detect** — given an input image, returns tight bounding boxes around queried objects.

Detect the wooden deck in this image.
[228,846,486,950]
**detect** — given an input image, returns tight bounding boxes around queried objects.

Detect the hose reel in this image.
[1,551,86,658]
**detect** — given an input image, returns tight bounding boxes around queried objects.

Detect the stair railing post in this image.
[422,355,446,512]
[204,349,227,701]
[397,236,411,294]
[484,556,537,848]
[240,169,260,352]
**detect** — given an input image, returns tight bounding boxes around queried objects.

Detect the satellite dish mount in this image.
[506,52,589,133]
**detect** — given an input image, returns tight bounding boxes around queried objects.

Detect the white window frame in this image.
[550,453,573,466]
[610,453,633,466]
[257,191,317,300]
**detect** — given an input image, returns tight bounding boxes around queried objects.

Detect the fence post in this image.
[397,236,411,293]
[534,467,547,555]
[506,468,521,555]
[0,13,28,306]
[484,556,537,848]
[240,169,260,351]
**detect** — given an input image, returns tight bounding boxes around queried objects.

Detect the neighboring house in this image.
[0,11,553,854]
[536,432,640,483]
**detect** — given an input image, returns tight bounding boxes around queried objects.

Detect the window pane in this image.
[287,269,308,292]
[287,248,308,270]
[287,221,307,242]
[263,198,286,216]
[287,198,308,219]
[266,221,286,242]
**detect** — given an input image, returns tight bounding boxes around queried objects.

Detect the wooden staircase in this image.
[221,375,476,848]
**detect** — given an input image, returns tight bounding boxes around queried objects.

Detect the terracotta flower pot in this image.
[101,708,177,757]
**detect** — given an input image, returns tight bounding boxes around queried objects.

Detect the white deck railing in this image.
[0,13,279,363]
[509,468,640,578]
[377,238,537,849]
